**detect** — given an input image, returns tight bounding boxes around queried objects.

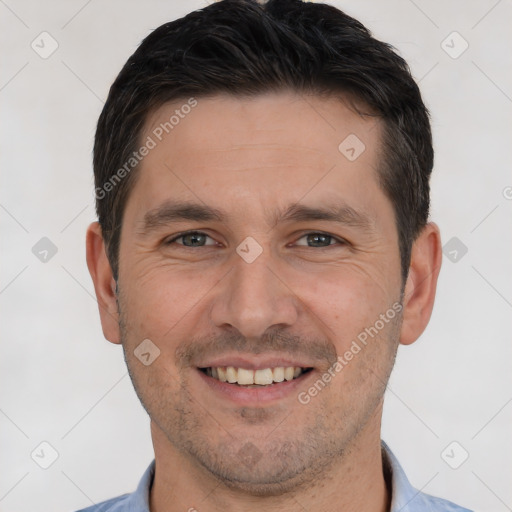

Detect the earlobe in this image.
[85,221,121,344]
[399,222,442,346]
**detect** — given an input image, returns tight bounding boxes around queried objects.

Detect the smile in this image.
[199,366,313,386]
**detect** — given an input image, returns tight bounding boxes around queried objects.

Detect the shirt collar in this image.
[129,459,154,512]
[382,440,420,511]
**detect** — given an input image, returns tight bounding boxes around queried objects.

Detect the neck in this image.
[149,413,390,512]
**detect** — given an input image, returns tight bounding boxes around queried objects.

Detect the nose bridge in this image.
[210,242,298,339]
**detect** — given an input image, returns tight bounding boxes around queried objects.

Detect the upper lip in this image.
[196,354,315,371]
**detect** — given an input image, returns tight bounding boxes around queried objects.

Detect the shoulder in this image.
[406,488,473,511]
[73,460,155,512]
[74,493,131,512]
[382,442,473,512]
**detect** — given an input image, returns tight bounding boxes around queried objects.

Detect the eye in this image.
[294,232,346,248]
[165,231,217,247]
[165,231,346,249]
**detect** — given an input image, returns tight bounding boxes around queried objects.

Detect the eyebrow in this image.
[138,199,375,235]
[275,202,374,230]
[139,201,224,234]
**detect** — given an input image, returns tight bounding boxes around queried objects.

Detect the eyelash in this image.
[164,230,347,248]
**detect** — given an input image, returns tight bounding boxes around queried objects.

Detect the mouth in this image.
[199,366,313,387]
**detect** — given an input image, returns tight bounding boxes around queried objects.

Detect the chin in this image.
[186,437,338,497]
[202,461,310,497]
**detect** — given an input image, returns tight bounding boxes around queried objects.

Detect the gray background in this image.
[1,0,511,510]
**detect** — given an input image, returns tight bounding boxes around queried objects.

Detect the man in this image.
[82,0,472,510]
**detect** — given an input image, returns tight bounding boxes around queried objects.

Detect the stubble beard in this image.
[116,287,401,496]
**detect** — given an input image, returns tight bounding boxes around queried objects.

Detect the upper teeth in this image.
[205,366,304,385]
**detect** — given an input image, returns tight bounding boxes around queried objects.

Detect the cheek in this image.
[120,256,234,352]
[299,266,395,336]
[120,263,197,341]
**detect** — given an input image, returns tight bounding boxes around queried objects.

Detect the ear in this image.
[85,221,121,344]
[399,222,442,346]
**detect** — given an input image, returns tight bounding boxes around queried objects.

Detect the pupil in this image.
[308,234,330,247]
[184,232,205,246]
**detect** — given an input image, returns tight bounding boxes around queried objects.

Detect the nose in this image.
[210,246,299,341]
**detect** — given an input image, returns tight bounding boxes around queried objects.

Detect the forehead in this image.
[127,92,386,224]
[143,92,379,162]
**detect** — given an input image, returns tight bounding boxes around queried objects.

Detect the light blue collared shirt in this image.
[75,442,472,511]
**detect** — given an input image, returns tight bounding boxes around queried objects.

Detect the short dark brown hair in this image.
[93,0,433,283]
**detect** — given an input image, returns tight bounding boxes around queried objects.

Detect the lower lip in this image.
[196,369,314,405]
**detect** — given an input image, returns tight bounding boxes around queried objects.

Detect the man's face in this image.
[116,92,403,493]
